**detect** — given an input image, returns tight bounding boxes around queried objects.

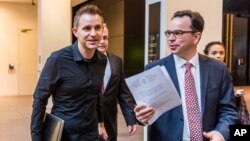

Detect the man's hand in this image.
[234,88,245,97]
[128,124,137,135]
[203,131,224,141]
[134,104,155,124]
[98,122,108,141]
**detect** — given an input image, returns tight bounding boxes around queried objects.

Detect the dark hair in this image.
[204,41,225,55]
[73,4,103,27]
[172,10,204,33]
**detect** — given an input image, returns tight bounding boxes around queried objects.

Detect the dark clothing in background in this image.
[228,69,250,125]
[31,42,107,141]
[102,53,137,141]
[236,96,250,124]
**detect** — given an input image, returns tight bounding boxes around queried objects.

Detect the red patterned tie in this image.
[184,62,203,141]
[101,81,105,94]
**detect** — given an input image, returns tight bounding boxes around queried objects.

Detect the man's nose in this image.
[90,28,97,36]
[100,39,104,43]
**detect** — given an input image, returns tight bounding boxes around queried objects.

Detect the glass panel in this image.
[148,2,160,63]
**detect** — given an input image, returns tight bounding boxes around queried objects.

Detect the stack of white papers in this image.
[125,65,181,124]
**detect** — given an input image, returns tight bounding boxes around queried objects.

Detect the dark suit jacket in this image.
[145,54,237,141]
[102,52,137,141]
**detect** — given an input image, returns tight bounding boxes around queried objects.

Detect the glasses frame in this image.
[164,30,197,38]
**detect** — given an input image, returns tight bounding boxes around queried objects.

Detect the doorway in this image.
[18,29,38,95]
[223,0,250,85]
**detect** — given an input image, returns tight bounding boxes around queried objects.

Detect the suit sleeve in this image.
[214,66,238,140]
[30,56,60,141]
[117,59,137,126]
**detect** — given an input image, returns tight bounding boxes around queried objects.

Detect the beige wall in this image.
[0,0,224,96]
[71,0,88,6]
[0,2,37,95]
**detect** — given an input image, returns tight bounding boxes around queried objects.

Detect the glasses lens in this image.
[164,31,171,38]
[165,30,195,38]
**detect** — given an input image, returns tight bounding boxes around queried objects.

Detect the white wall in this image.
[38,0,71,70]
[0,0,72,96]
[0,2,37,95]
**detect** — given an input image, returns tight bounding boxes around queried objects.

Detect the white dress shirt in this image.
[173,53,201,141]
[103,53,111,90]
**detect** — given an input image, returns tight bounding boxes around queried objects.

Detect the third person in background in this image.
[204,41,250,125]
[97,23,137,141]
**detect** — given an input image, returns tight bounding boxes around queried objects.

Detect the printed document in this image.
[125,65,181,124]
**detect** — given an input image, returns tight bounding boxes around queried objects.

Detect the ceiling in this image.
[0,0,37,4]
[0,0,88,6]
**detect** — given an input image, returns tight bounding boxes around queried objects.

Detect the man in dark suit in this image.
[97,24,138,141]
[134,10,237,141]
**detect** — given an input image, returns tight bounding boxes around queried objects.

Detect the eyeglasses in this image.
[164,30,196,38]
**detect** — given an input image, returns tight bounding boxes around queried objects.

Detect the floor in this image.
[0,95,144,141]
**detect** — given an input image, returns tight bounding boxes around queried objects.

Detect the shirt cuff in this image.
[211,130,225,141]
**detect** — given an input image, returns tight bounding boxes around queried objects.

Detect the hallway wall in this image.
[0,2,37,96]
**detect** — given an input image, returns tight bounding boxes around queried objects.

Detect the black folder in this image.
[42,113,64,141]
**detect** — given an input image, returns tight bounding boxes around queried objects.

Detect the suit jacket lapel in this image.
[104,52,113,90]
[198,54,210,115]
[164,55,182,116]
[165,54,181,96]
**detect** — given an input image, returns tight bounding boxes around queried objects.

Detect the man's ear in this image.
[193,32,202,44]
[72,27,78,38]
[194,32,201,38]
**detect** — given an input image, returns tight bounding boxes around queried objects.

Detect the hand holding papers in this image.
[125,65,181,124]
